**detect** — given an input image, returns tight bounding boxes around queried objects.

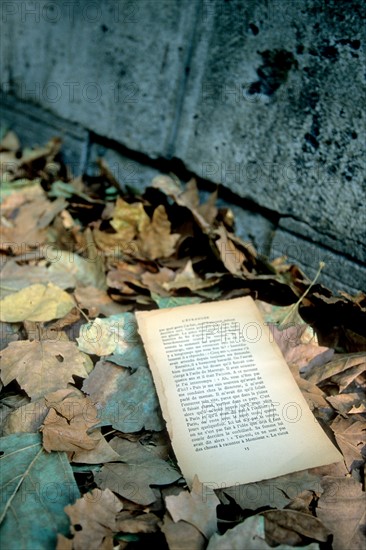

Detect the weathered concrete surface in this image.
[271,229,366,294]
[1,95,88,174]
[0,0,365,292]
[176,0,366,264]
[0,0,199,158]
[87,141,163,192]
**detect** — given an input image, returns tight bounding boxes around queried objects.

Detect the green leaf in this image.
[82,359,164,432]
[0,432,79,549]
[151,293,204,309]
[77,313,146,363]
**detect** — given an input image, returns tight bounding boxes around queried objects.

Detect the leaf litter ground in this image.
[0,132,365,550]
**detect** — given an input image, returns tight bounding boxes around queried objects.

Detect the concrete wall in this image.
[1,0,365,293]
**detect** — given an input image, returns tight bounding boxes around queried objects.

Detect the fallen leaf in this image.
[215,225,246,275]
[207,514,320,550]
[116,510,161,533]
[326,391,366,415]
[74,286,130,317]
[77,313,145,361]
[151,294,204,309]
[40,389,120,463]
[0,283,75,322]
[0,433,79,549]
[165,476,220,539]
[48,247,107,291]
[62,488,122,550]
[317,476,366,550]
[218,469,324,511]
[0,339,92,400]
[2,399,48,435]
[330,415,365,471]
[137,204,180,260]
[82,358,164,432]
[0,259,74,296]
[261,509,330,546]
[141,267,175,296]
[95,438,181,505]
[110,197,149,240]
[162,260,219,292]
[162,514,206,550]
[303,352,366,386]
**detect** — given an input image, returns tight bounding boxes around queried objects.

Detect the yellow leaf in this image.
[0,283,75,322]
[110,197,149,240]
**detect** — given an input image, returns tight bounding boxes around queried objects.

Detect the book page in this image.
[135,297,342,487]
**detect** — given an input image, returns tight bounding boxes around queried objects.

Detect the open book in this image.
[136,297,342,487]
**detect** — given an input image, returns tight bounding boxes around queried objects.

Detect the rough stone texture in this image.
[0,0,364,292]
[1,95,88,174]
[176,0,366,265]
[271,229,366,294]
[0,0,198,159]
[87,142,162,193]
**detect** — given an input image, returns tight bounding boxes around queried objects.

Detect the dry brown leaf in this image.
[269,324,333,371]
[331,362,366,392]
[162,514,206,550]
[162,260,219,292]
[326,392,366,415]
[330,415,366,471]
[261,509,330,546]
[317,476,366,550]
[0,189,51,253]
[115,511,161,533]
[0,339,92,400]
[60,488,122,550]
[165,476,219,539]
[288,363,330,413]
[215,225,246,275]
[94,437,181,505]
[41,389,120,463]
[304,352,366,386]
[141,267,175,296]
[74,286,130,317]
[137,205,180,260]
[284,490,316,514]
[152,176,216,230]
[0,130,20,152]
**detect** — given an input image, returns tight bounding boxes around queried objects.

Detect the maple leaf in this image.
[82,358,164,432]
[317,476,366,550]
[162,260,219,292]
[330,415,365,471]
[165,476,220,539]
[137,204,180,260]
[94,438,181,505]
[110,196,149,240]
[40,389,120,463]
[0,283,75,323]
[58,488,122,550]
[0,340,92,400]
